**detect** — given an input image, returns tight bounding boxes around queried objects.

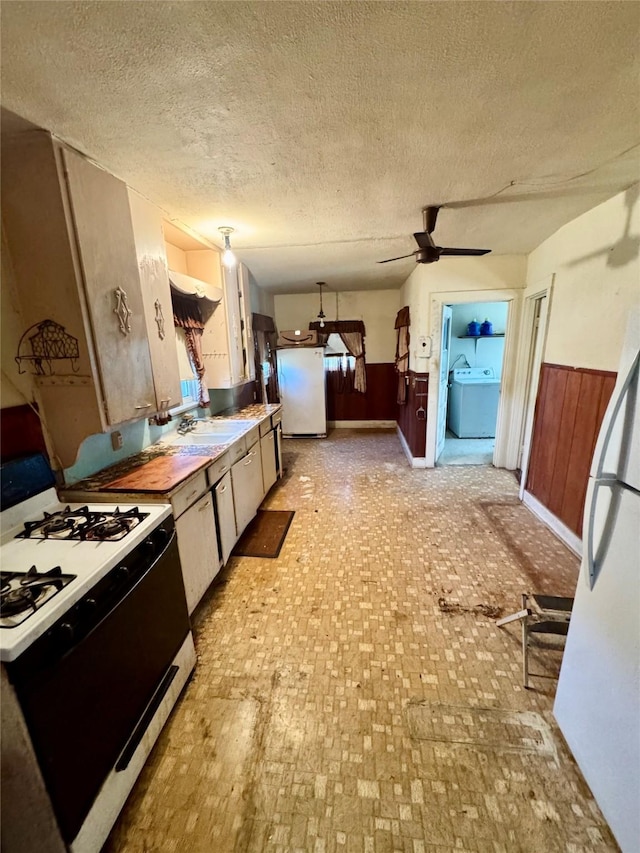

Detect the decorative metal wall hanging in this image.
[15,320,80,375]
[113,287,132,335]
[154,299,166,340]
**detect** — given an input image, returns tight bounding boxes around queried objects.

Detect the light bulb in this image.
[222,247,236,268]
[319,318,325,328]
[219,227,237,268]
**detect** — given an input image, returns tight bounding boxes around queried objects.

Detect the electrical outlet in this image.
[111,431,123,451]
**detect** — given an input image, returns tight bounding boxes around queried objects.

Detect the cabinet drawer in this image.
[206,451,230,486]
[259,418,271,438]
[271,410,282,427]
[244,424,260,449]
[227,437,247,464]
[171,470,208,519]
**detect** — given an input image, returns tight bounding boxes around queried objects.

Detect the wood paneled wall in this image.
[397,371,428,457]
[327,363,397,422]
[526,363,616,536]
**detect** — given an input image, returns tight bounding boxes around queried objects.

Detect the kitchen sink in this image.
[169,433,241,446]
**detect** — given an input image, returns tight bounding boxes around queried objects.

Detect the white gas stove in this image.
[1,455,195,853]
[0,488,172,662]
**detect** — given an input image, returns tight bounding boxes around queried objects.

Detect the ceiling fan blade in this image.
[438,247,492,257]
[413,231,435,249]
[377,253,416,264]
[423,206,440,234]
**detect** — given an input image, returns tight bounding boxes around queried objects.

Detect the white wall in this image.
[274,289,401,363]
[527,184,639,372]
[247,267,275,318]
[449,301,508,377]
[400,255,527,370]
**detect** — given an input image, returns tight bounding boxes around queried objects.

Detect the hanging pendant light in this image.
[316,281,326,328]
[218,226,236,268]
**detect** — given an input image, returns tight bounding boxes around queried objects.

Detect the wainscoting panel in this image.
[326,362,397,422]
[397,371,428,458]
[525,363,616,536]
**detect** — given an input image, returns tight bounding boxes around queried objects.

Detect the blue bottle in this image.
[480,318,493,336]
[467,319,481,337]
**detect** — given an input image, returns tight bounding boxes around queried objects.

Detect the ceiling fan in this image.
[378,206,491,265]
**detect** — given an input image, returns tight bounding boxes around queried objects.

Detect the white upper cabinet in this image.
[1,130,175,466]
[127,190,181,415]
[62,148,156,424]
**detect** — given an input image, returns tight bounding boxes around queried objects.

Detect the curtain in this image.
[338,331,366,394]
[172,292,209,407]
[309,319,367,394]
[395,306,410,405]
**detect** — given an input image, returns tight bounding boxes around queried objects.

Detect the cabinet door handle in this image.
[243,457,253,466]
[186,488,198,500]
[218,484,227,493]
[135,403,153,409]
[198,501,211,512]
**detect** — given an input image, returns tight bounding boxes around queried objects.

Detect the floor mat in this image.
[232,510,295,558]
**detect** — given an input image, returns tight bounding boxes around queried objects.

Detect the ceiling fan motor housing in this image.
[416,246,441,264]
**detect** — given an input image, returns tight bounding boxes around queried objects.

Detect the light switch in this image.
[111,431,123,451]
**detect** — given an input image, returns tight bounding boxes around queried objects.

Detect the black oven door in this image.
[7,520,191,844]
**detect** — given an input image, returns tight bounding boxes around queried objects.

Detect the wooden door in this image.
[63,148,155,424]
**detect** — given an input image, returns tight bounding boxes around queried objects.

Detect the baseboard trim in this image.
[328,420,397,429]
[396,426,428,468]
[522,491,582,557]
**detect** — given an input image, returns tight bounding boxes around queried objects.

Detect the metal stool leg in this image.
[521,593,529,689]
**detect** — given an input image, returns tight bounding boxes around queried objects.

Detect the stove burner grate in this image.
[16,506,149,541]
[0,566,76,627]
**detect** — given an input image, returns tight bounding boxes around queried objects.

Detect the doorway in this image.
[436,301,509,466]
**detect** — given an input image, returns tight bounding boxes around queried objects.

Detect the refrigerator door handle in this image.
[593,350,639,478]
[586,476,619,588]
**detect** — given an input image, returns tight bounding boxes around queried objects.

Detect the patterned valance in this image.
[172,291,205,330]
[395,306,410,329]
[309,320,366,337]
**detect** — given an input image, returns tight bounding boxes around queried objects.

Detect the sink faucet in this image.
[177,414,197,435]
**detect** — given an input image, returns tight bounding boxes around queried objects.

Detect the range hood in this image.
[168,269,223,303]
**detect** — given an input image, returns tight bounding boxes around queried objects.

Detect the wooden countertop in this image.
[59,403,282,501]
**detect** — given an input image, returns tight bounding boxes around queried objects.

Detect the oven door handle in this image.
[115,664,180,772]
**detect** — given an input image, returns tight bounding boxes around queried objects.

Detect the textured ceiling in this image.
[1,1,639,293]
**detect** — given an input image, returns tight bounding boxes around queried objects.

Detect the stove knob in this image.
[57,622,75,648]
[115,565,130,582]
[156,526,170,544]
[80,597,98,618]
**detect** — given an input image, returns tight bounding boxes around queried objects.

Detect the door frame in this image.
[435,305,453,462]
[512,275,554,496]
[425,288,523,468]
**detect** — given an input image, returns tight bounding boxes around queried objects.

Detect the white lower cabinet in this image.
[214,471,237,565]
[261,429,278,494]
[175,491,221,614]
[231,441,264,534]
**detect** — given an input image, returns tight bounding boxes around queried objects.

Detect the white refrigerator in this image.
[277,346,327,437]
[554,308,640,853]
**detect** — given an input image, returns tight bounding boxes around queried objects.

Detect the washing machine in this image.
[447,368,500,438]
